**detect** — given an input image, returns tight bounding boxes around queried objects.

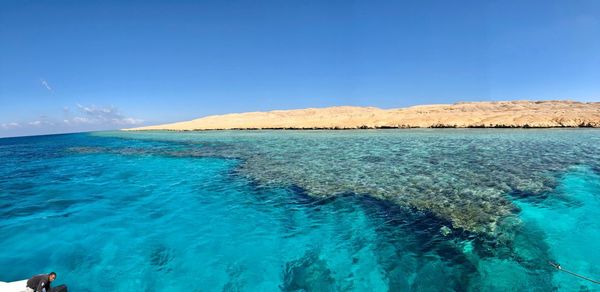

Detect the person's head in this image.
[48,272,56,282]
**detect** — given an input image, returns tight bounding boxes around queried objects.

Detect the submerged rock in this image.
[281,250,335,292]
[440,226,452,237]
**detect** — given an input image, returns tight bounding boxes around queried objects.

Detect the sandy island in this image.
[125,100,600,131]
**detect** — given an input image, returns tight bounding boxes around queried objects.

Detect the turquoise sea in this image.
[1,129,599,291]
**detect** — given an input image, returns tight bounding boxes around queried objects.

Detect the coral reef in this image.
[92,129,600,234]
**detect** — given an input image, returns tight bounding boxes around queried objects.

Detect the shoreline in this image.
[124,100,600,131]
[125,124,600,132]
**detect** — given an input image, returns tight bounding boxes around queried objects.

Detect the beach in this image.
[126,100,600,131]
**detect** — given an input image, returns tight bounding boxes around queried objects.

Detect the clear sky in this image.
[1,0,599,137]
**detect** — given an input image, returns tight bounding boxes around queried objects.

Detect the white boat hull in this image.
[0,280,27,292]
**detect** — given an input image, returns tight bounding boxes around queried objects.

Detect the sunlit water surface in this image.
[1,130,598,291]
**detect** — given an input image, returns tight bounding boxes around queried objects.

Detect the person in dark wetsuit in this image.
[25,272,56,292]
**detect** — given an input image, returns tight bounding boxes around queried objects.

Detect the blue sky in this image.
[1,0,599,137]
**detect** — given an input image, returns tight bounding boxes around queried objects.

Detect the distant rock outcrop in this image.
[125,100,600,131]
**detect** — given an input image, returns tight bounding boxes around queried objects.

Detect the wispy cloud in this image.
[40,78,53,92]
[71,104,143,125]
[28,120,54,126]
[0,122,20,129]
[1,104,143,137]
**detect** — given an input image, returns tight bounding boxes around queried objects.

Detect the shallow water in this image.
[0,129,599,291]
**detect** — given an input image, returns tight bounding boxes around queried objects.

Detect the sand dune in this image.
[125,100,600,131]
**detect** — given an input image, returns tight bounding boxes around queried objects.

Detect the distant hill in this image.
[125,100,600,131]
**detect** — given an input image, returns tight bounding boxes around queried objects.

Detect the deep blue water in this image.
[1,130,599,291]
